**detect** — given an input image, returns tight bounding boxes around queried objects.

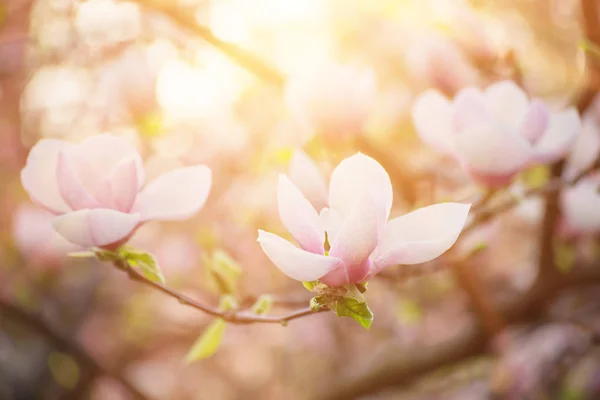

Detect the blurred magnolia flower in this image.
[258,153,470,287]
[284,62,377,138]
[412,81,581,187]
[563,115,600,181]
[74,0,141,48]
[12,204,79,266]
[20,134,212,248]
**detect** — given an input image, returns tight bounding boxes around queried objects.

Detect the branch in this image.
[316,260,600,400]
[0,299,149,400]
[113,260,327,325]
[135,0,284,87]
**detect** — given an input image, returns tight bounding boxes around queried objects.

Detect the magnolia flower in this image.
[20,134,211,248]
[412,81,581,187]
[257,153,470,287]
[288,149,328,211]
[563,115,600,181]
[284,62,377,138]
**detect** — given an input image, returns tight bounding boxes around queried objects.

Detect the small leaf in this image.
[67,251,96,258]
[210,250,242,294]
[250,294,273,315]
[184,318,226,363]
[521,165,550,189]
[334,297,374,329]
[119,248,165,284]
[309,295,329,311]
[93,248,119,262]
[355,282,368,293]
[396,299,423,324]
[48,352,80,390]
[302,281,318,291]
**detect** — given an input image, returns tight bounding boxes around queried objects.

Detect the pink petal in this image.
[257,230,342,282]
[483,80,529,132]
[133,165,211,222]
[319,207,343,244]
[70,134,145,192]
[329,153,392,222]
[563,116,600,181]
[52,209,140,247]
[328,195,380,282]
[370,203,471,274]
[533,108,581,164]
[411,89,455,154]
[454,122,533,176]
[289,150,328,211]
[520,100,550,143]
[452,87,488,133]
[560,176,600,234]
[277,174,324,254]
[57,151,102,210]
[20,139,72,214]
[94,157,139,212]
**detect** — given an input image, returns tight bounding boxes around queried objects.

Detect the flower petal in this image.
[329,153,392,222]
[483,80,529,132]
[257,230,342,282]
[277,174,324,254]
[94,157,139,212]
[21,139,72,214]
[328,195,380,283]
[370,203,471,273]
[533,108,581,164]
[133,165,211,222]
[454,122,533,175]
[520,100,550,143]
[563,116,600,181]
[70,134,145,192]
[52,209,140,247]
[319,207,343,244]
[289,150,328,210]
[411,89,455,153]
[57,150,102,210]
[452,87,488,133]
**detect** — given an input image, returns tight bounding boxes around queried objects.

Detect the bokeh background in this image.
[1,0,600,399]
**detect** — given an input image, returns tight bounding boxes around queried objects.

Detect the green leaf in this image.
[250,294,273,315]
[302,281,318,291]
[334,297,374,329]
[48,352,80,390]
[309,295,330,311]
[355,282,368,293]
[184,318,226,363]
[210,250,242,294]
[521,165,550,189]
[555,242,576,273]
[119,248,165,284]
[396,299,423,324]
[93,248,119,262]
[218,294,238,311]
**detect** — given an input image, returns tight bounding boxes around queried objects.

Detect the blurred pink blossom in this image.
[12,204,79,266]
[258,153,470,287]
[560,174,600,236]
[20,134,212,248]
[412,80,581,187]
[284,62,377,138]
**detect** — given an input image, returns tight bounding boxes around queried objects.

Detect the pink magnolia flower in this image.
[412,81,581,187]
[288,149,328,211]
[284,62,377,138]
[20,134,211,248]
[257,153,470,287]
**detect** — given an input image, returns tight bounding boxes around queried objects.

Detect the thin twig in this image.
[0,299,150,400]
[113,260,327,325]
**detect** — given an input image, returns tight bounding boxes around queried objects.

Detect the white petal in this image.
[21,139,72,214]
[454,123,533,175]
[133,165,212,222]
[329,195,380,278]
[483,80,529,132]
[277,174,324,254]
[452,87,488,133]
[94,157,139,212]
[560,176,600,234]
[53,209,140,247]
[257,230,342,282]
[329,153,392,221]
[564,116,600,180]
[288,150,328,210]
[319,207,343,244]
[533,108,581,164]
[370,203,471,272]
[411,89,455,153]
[520,100,550,143]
